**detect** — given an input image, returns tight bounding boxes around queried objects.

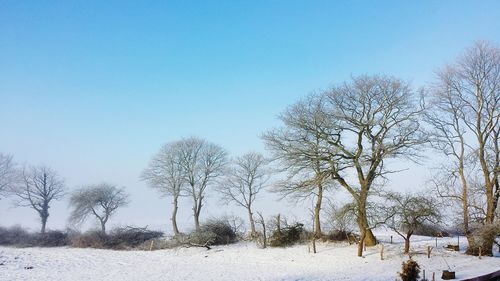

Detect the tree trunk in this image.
[39,206,49,234]
[194,211,201,232]
[357,230,365,257]
[357,199,376,247]
[193,196,202,232]
[100,220,106,234]
[172,196,180,236]
[314,184,323,237]
[404,233,412,254]
[40,215,47,234]
[247,207,256,237]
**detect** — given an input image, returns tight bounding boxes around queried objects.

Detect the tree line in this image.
[0,41,498,256]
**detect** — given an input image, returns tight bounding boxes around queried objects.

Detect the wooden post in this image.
[390,236,393,244]
[380,244,384,260]
[423,270,426,280]
[479,246,482,259]
[457,236,460,248]
[149,240,155,251]
[432,272,435,281]
[435,237,438,248]
[427,246,432,258]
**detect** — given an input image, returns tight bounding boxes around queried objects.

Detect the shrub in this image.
[70,231,106,248]
[413,223,450,237]
[398,259,420,281]
[0,226,31,246]
[71,227,163,250]
[0,226,69,247]
[105,227,163,249]
[33,231,70,247]
[200,218,237,245]
[269,223,305,247]
[322,230,358,242]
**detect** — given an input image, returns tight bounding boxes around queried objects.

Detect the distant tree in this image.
[427,41,500,256]
[177,137,228,232]
[219,152,269,237]
[14,165,65,233]
[263,94,334,238]
[69,183,129,234]
[141,141,185,236]
[384,192,441,254]
[0,153,18,198]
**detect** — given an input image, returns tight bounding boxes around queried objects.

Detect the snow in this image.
[1,231,498,281]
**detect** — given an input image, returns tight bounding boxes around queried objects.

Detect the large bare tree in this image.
[141,141,185,236]
[427,41,500,255]
[263,94,334,237]
[219,152,269,237]
[0,153,18,198]
[69,183,129,234]
[178,137,228,232]
[14,165,65,233]
[266,75,426,256]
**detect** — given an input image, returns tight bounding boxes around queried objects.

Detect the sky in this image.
[1,1,500,233]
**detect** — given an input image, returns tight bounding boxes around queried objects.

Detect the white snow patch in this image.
[0,232,498,281]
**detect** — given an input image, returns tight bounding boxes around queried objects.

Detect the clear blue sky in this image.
[1,1,500,231]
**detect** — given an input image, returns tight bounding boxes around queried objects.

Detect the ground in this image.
[1,230,499,281]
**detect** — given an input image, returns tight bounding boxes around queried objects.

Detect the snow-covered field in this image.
[1,231,498,281]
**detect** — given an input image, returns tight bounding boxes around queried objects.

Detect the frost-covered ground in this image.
[1,230,499,281]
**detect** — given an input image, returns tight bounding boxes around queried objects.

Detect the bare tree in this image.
[178,137,228,232]
[219,152,269,237]
[428,41,500,256]
[141,141,185,236]
[69,183,129,234]
[0,153,18,198]
[326,201,356,234]
[14,165,65,233]
[256,211,267,248]
[263,94,335,238]
[265,75,426,256]
[384,192,441,254]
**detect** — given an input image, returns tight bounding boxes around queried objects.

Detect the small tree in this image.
[263,94,334,238]
[0,153,18,198]
[14,165,65,233]
[385,192,441,254]
[69,183,129,234]
[141,141,185,236]
[177,137,228,232]
[326,202,356,234]
[219,152,269,237]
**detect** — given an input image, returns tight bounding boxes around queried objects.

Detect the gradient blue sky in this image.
[1,1,500,232]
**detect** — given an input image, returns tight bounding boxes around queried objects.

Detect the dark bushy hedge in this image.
[0,226,70,247]
[71,227,163,250]
[270,223,305,247]
[322,230,358,242]
[413,223,450,237]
